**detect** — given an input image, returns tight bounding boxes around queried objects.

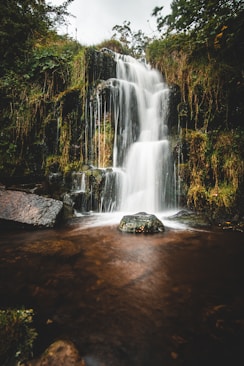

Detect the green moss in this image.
[179,129,243,216]
[187,183,208,210]
[70,48,86,89]
[63,161,83,176]
[147,33,242,131]
[209,184,236,211]
[0,308,37,366]
[45,155,61,174]
[97,39,128,54]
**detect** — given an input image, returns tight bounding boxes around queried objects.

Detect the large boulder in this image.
[0,188,63,229]
[119,212,165,233]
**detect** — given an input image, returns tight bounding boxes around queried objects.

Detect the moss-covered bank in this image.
[0,36,116,185]
[176,129,244,222]
[147,14,243,222]
[0,28,243,221]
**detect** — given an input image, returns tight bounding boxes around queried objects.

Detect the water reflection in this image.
[72,210,189,230]
[0,216,243,366]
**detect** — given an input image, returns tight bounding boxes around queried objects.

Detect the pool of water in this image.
[0,214,243,365]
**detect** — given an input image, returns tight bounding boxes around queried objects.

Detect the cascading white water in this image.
[72,172,86,193]
[70,51,177,215]
[108,53,176,213]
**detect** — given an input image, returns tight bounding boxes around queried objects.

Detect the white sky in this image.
[49,0,172,45]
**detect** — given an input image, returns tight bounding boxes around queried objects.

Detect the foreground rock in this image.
[0,189,63,229]
[119,212,165,233]
[26,340,86,366]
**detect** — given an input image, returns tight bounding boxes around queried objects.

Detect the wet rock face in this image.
[0,189,63,228]
[119,212,165,233]
[168,209,211,228]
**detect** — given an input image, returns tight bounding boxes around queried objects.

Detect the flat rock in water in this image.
[168,209,211,228]
[119,212,165,233]
[0,189,63,228]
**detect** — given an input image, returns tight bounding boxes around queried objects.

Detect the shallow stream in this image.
[0,214,243,365]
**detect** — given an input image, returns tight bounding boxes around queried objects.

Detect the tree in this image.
[152,0,244,48]
[112,21,150,58]
[148,0,244,131]
[0,0,73,75]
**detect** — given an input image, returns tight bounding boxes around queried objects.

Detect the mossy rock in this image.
[119,212,165,233]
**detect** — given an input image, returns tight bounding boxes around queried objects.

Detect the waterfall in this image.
[71,51,176,214]
[108,53,176,213]
[72,172,86,193]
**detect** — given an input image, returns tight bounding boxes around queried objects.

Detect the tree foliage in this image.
[0,0,73,75]
[0,1,79,175]
[148,0,244,130]
[153,0,243,39]
[152,0,244,64]
[112,21,150,58]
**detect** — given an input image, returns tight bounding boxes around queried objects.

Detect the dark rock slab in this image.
[119,212,165,233]
[0,189,63,229]
[168,209,211,228]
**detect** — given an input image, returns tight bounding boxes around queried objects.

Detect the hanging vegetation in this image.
[147,0,244,219]
[178,129,244,218]
[0,0,243,220]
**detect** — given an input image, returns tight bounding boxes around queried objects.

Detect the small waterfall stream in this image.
[113,54,174,212]
[72,52,177,214]
[109,53,175,212]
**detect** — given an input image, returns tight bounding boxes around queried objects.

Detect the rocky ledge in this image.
[119,212,165,233]
[0,188,63,229]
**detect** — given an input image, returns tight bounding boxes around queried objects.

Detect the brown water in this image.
[0,215,244,366]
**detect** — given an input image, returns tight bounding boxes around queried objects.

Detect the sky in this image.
[49,0,172,45]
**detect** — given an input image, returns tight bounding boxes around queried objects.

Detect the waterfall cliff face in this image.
[72,51,176,214]
[107,53,176,212]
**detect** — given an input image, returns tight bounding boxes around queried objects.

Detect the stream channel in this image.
[0,213,244,366]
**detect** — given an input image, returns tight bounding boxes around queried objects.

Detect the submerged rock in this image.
[0,188,63,229]
[27,340,85,366]
[119,212,165,233]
